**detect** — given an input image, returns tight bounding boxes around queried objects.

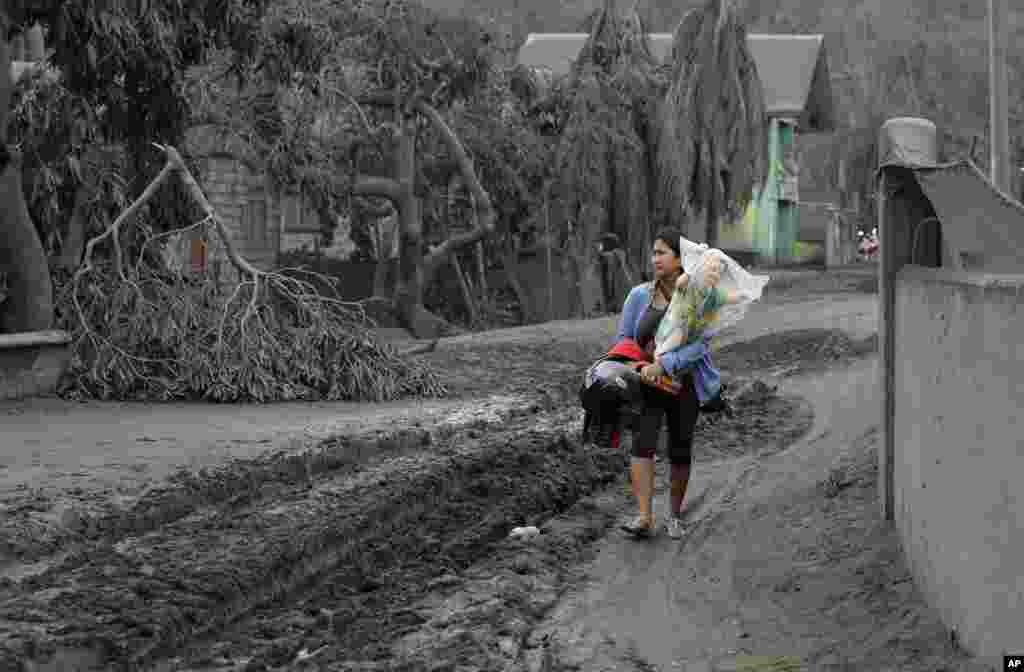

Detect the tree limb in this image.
[326,85,374,135]
[414,99,496,263]
[80,157,178,282]
[357,90,400,107]
[354,175,401,203]
[355,197,395,218]
[159,144,261,279]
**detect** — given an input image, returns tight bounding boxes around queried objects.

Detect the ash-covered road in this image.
[0,273,884,671]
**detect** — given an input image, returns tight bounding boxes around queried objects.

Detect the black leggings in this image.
[630,371,699,466]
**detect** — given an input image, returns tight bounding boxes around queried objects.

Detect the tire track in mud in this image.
[0,328,874,671]
[0,389,572,566]
[0,407,624,671]
[289,399,817,672]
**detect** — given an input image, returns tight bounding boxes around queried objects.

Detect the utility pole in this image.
[989,0,1011,193]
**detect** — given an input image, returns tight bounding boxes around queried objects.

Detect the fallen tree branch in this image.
[158,144,261,279]
[353,175,401,202]
[59,143,447,403]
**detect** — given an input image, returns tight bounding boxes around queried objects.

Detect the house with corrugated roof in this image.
[518,32,836,264]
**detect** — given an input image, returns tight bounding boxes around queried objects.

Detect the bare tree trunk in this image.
[354,120,450,338]
[501,249,533,323]
[370,212,396,298]
[417,99,497,269]
[449,250,479,325]
[57,185,91,273]
[391,123,447,338]
[354,92,496,339]
[0,31,53,333]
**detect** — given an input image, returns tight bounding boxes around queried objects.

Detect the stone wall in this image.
[194,156,281,284]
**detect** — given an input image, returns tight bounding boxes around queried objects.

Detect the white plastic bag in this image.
[654,237,770,357]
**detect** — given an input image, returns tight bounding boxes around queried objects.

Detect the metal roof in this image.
[518,32,835,132]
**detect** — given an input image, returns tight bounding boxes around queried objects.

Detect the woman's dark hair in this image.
[652,228,682,258]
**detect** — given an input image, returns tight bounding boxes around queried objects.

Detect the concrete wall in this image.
[797,201,831,244]
[892,264,1024,660]
[0,331,71,400]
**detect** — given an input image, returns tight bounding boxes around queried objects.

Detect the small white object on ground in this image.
[294,645,328,662]
[509,526,540,540]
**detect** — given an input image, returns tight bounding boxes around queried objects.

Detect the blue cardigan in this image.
[613,283,721,400]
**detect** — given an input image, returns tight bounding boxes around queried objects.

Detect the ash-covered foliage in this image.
[551,0,665,274]
[53,261,446,403]
[49,153,446,404]
[657,0,768,234]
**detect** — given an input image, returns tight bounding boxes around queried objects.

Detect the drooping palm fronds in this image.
[574,0,657,79]
[553,68,627,280]
[655,0,767,245]
[553,0,664,299]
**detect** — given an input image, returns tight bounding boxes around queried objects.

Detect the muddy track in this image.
[0,328,864,566]
[0,389,575,565]
[0,328,876,671]
[0,407,619,670]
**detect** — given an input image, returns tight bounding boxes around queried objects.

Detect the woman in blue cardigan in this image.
[616,228,711,539]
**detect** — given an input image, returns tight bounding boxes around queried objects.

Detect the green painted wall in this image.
[735,118,804,264]
[776,122,799,261]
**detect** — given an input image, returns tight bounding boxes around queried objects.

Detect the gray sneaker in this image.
[621,515,656,538]
[665,515,687,539]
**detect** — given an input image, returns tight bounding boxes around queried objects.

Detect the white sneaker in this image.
[665,515,687,539]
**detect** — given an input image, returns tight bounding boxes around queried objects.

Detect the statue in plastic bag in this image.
[652,237,770,404]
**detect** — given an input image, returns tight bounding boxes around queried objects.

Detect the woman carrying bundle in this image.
[609,228,767,539]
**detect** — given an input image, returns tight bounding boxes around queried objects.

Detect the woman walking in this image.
[614,228,709,539]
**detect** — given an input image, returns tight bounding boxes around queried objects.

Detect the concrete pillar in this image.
[832,207,858,267]
[825,206,841,268]
[877,117,939,522]
[877,168,897,522]
[989,0,1011,192]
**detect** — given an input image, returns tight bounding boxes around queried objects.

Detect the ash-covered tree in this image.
[0,28,51,333]
[226,0,505,338]
[532,0,766,317]
[343,1,500,338]
[655,0,767,247]
[543,0,663,316]
[0,0,267,334]
[0,0,454,402]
